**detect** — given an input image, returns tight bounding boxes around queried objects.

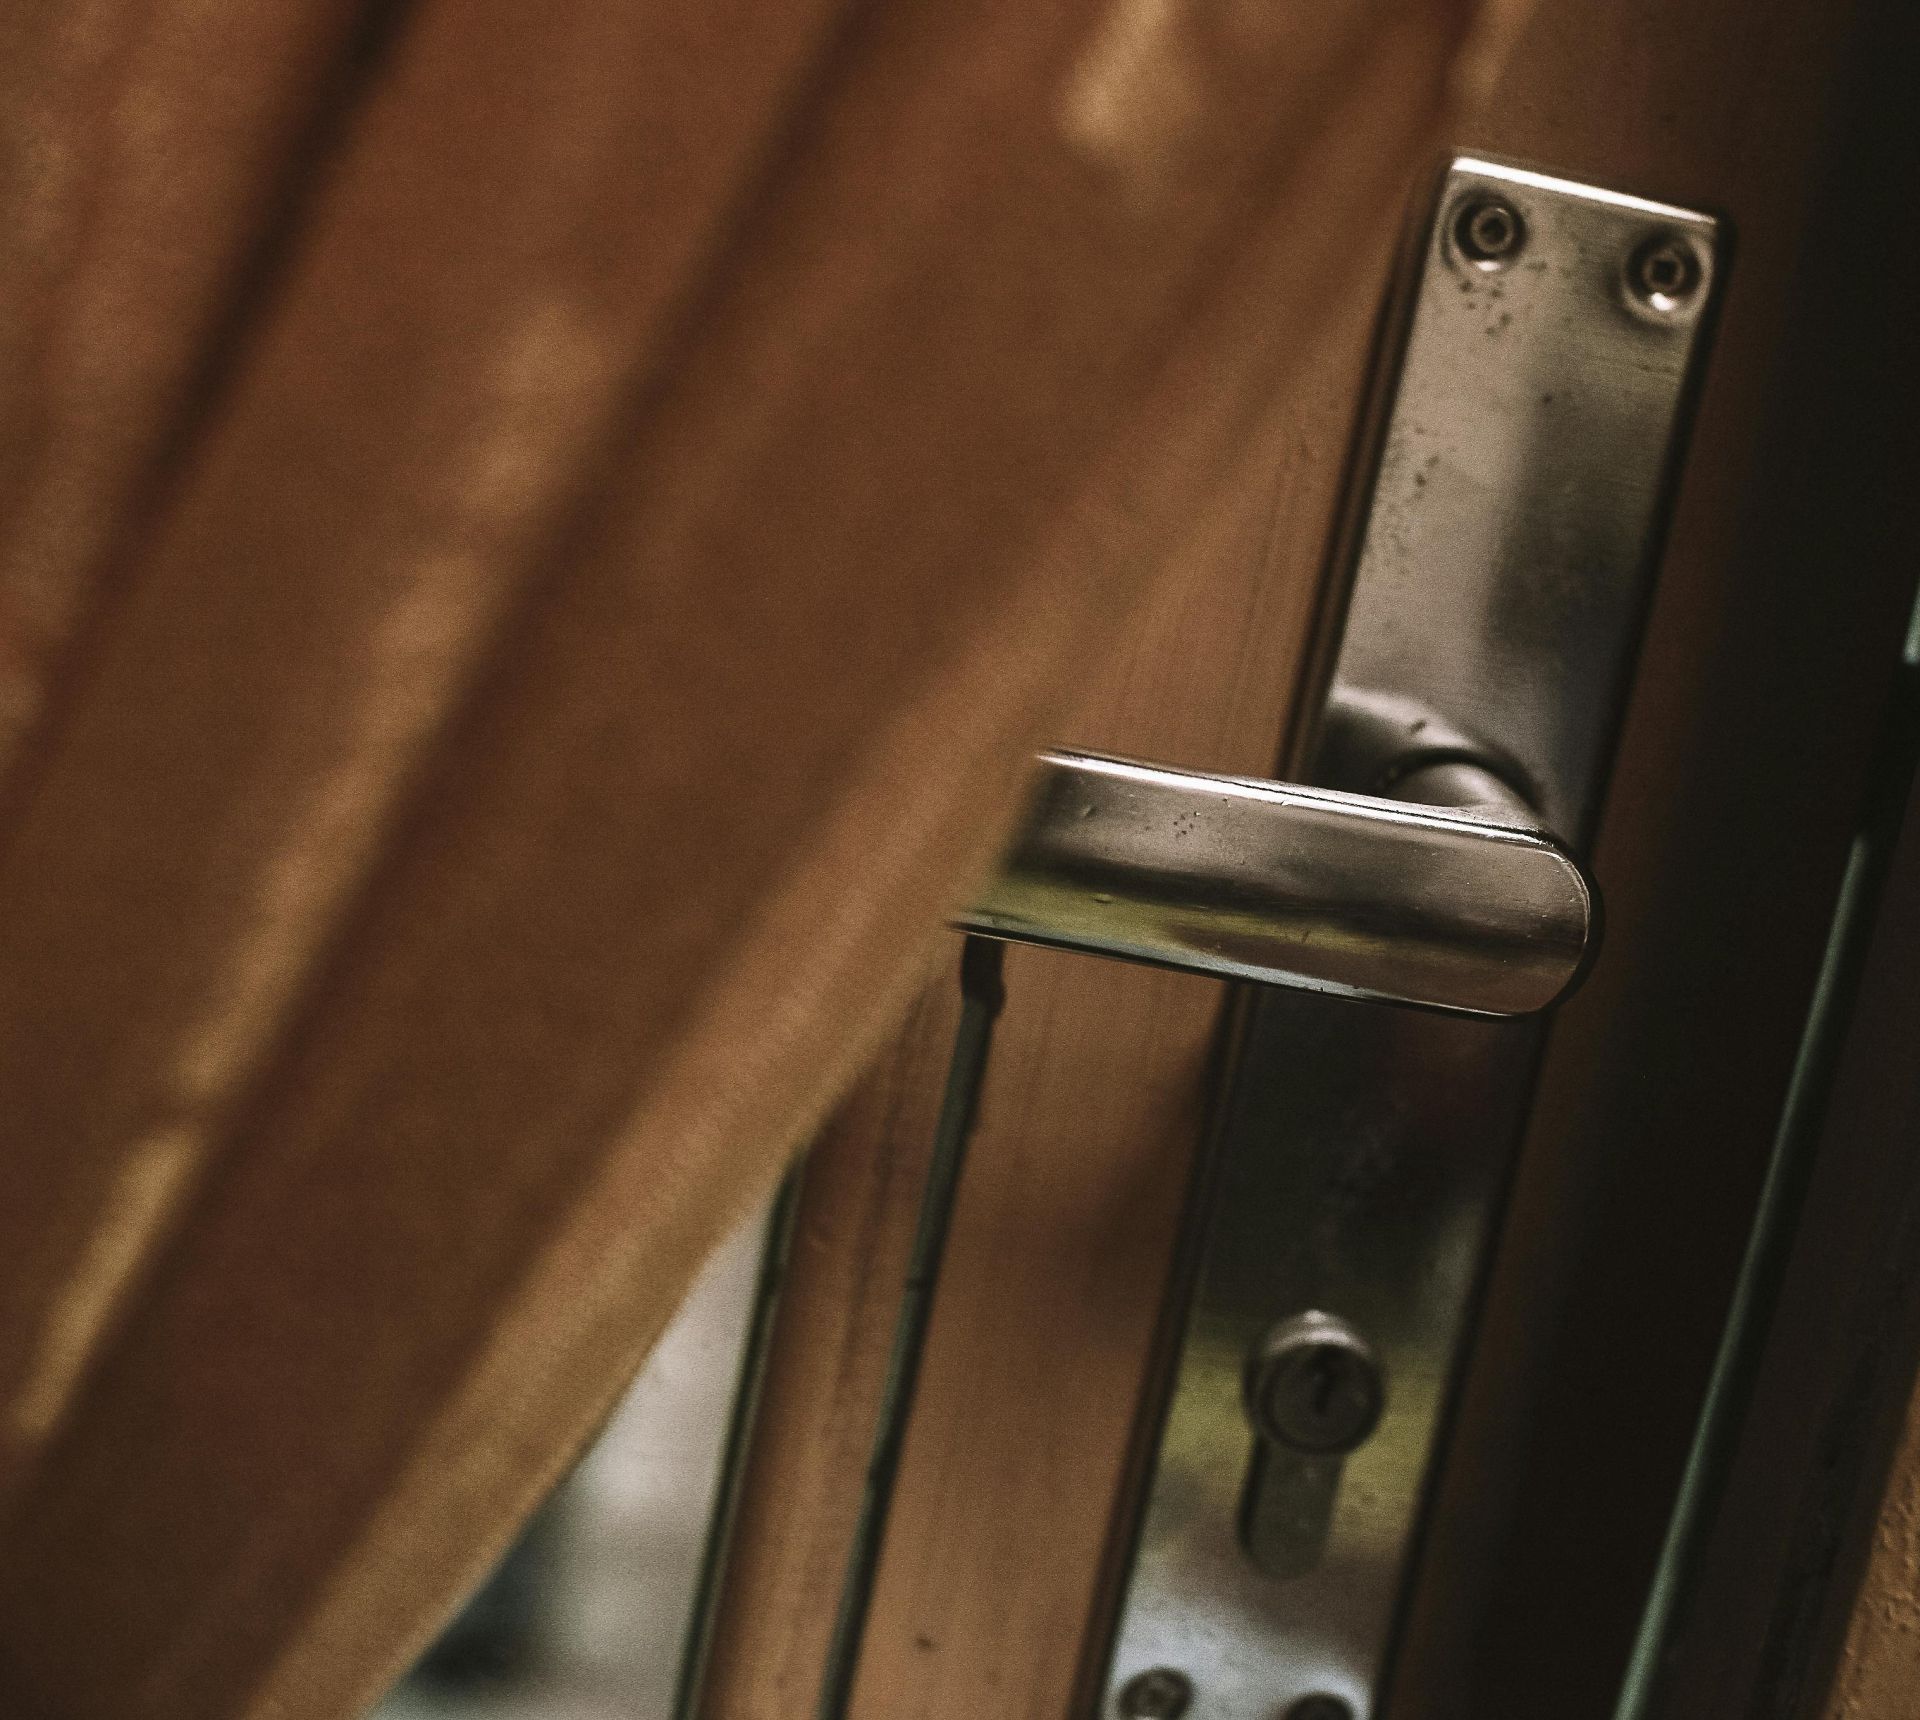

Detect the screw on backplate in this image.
[1628,233,1702,311]
[1245,1311,1385,1457]
[1454,195,1525,266]
[1284,1696,1357,1720]
[1117,1667,1193,1719]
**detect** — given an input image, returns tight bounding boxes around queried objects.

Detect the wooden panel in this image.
[1398,0,1920,1713]
[1827,1382,1920,1719]
[710,5,1920,1719]
[1545,5,1920,1713]
[0,3,1500,1717]
[701,356,1374,1720]
[703,5,1533,1716]
[697,972,968,1716]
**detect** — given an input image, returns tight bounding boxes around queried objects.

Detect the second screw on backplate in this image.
[1628,232,1703,311]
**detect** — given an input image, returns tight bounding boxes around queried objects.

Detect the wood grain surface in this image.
[1828,1388,1920,1719]
[701,2,1920,1718]
[696,970,969,1718]
[701,2,1528,1714]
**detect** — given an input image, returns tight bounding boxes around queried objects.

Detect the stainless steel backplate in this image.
[1094,156,1723,1720]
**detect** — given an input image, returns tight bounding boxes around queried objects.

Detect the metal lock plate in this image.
[1096,158,1723,1718]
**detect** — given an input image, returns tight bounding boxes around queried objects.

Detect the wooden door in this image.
[696,3,1920,1719]
[4,1,1917,1717]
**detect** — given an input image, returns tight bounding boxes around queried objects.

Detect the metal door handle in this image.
[961,699,1593,1019]
[1091,158,1722,1720]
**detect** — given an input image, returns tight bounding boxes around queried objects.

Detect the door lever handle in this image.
[1082,159,1718,1720]
[959,728,1592,1019]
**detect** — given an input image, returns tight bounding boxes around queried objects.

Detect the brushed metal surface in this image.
[964,750,1591,1017]
[1097,156,1722,1720]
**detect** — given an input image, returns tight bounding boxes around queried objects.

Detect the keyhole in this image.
[1308,1352,1343,1423]
[1246,1314,1384,1456]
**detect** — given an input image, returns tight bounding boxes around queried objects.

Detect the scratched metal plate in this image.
[1097,158,1722,1720]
